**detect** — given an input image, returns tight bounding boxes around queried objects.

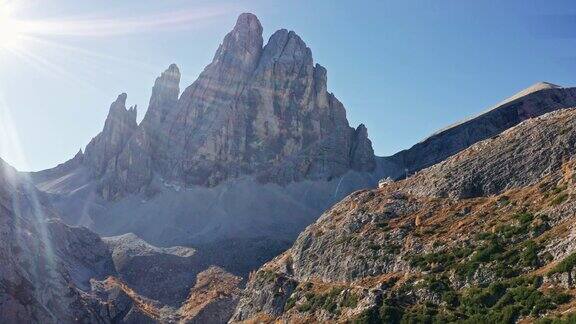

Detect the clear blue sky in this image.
[0,0,574,171]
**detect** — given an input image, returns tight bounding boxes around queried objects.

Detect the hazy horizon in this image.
[1,0,575,171]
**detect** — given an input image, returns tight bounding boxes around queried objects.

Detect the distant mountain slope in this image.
[232,107,576,323]
[383,82,576,178]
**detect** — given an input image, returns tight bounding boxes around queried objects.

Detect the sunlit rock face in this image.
[60,13,376,200]
[231,108,576,323]
[158,17,375,186]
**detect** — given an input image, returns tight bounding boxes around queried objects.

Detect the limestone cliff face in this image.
[141,63,181,134]
[74,13,375,198]
[156,14,374,186]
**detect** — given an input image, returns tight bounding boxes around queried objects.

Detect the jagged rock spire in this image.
[142,63,181,130]
[211,13,263,75]
[84,93,138,176]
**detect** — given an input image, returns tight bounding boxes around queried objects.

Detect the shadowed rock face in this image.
[0,159,241,323]
[0,159,118,323]
[103,233,203,306]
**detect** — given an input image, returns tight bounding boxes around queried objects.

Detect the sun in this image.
[0,3,25,51]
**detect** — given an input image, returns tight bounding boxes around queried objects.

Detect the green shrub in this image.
[284,295,297,311]
[551,193,568,206]
[515,212,534,225]
[379,302,403,324]
[521,240,539,267]
[296,287,350,314]
[352,307,381,324]
[399,304,437,324]
[442,291,460,307]
[549,252,576,275]
[342,291,359,308]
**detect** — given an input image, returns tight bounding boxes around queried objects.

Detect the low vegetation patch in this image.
[352,276,571,324]
[548,251,576,275]
[290,285,360,315]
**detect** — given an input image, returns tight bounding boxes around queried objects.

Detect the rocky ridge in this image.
[0,157,244,323]
[384,82,576,179]
[232,108,576,323]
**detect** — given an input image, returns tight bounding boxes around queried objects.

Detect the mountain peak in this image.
[114,92,127,106]
[501,81,562,105]
[531,81,561,89]
[209,12,263,74]
[84,94,139,177]
[167,63,180,73]
[234,13,262,32]
[107,93,136,123]
[142,64,181,131]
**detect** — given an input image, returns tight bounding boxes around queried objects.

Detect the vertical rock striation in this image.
[70,12,376,198]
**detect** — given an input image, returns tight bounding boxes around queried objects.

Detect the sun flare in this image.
[0,3,25,50]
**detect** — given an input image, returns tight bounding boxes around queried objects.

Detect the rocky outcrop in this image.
[84,93,138,177]
[232,108,576,323]
[141,63,181,134]
[404,108,576,199]
[178,267,242,324]
[151,14,375,186]
[385,82,576,178]
[103,233,203,306]
[81,93,147,200]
